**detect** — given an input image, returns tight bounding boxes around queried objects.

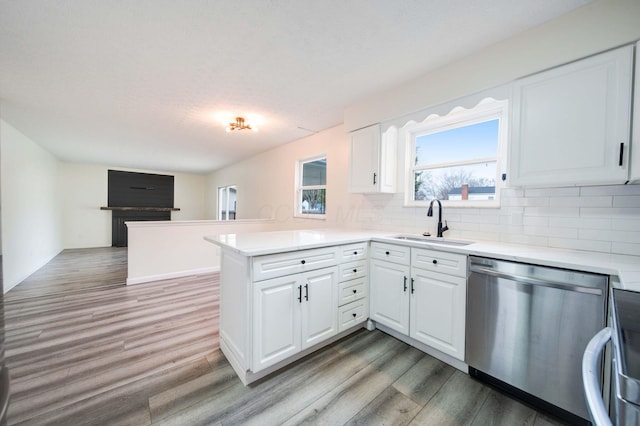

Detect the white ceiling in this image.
[0,0,591,174]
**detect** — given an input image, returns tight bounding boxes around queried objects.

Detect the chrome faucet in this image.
[427,199,449,238]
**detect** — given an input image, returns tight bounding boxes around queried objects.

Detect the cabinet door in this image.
[410,268,466,360]
[349,124,381,193]
[253,275,302,372]
[630,41,640,182]
[510,45,633,187]
[370,259,410,334]
[301,267,338,349]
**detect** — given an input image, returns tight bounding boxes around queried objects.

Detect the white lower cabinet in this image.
[409,267,466,360]
[369,242,467,361]
[370,258,410,335]
[253,266,338,372]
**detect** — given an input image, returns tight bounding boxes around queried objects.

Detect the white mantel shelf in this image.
[205,228,640,292]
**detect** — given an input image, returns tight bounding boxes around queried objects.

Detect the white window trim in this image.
[294,153,327,220]
[218,185,237,220]
[403,98,508,208]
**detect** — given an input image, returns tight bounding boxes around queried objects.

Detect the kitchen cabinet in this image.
[217,240,369,384]
[253,266,338,372]
[510,45,633,187]
[370,258,410,334]
[630,41,640,182]
[369,242,467,361]
[409,249,466,360]
[349,124,397,193]
[336,243,369,332]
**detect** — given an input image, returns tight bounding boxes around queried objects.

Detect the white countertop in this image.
[205,229,392,256]
[205,228,640,292]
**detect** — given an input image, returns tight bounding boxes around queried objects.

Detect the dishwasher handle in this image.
[582,327,612,426]
[469,264,603,296]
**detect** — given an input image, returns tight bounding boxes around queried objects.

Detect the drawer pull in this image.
[301,260,306,265]
[352,289,357,294]
[353,251,358,255]
[432,259,437,264]
[353,268,357,273]
[385,251,390,255]
[352,313,357,318]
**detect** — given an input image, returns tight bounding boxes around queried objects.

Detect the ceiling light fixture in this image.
[226,117,256,132]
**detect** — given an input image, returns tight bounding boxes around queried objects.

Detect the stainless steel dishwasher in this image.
[466,256,608,424]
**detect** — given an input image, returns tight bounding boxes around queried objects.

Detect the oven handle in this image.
[469,265,603,296]
[582,327,612,426]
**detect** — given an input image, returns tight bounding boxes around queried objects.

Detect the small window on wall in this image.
[218,185,237,220]
[296,155,326,218]
[406,99,507,207]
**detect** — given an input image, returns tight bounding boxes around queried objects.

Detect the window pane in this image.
[415,119,499,166]
[301,189,326,214]
[414,162,497,201]
[302,159,326,186]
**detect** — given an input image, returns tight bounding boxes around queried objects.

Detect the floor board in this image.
[4,247,568,425]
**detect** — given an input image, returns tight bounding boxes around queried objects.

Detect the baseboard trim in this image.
[374,322,469,373]
[126,266,220,285]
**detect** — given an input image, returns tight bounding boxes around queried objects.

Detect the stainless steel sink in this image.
[390,235,474,246]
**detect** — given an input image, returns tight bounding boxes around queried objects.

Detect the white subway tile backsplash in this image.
[611,218,640,231]
[548,238,611,253]
[502,196,549,208]
[524,207,580,217]
[581,207,640,218]
[613,195,640,207]
[550,196,612,208]
[525,187,580,198]
[579,229,613,242]
[500,188,525,198]
[522,216,549,227]
[581,185,640,196]
[500,233,548,246]
[355,183,640,255]
[611,242,640,256]
[605,230,640,244]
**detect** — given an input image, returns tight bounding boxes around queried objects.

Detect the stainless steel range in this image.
[466,256,608,424]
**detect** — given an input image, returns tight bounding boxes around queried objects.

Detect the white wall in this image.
[1,118,63,292]
[345,0,640,131]
[126,219,275,284]
[207,124,357,229]
[60,163,208,249]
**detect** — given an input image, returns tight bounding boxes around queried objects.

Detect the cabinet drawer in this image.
[370,242,411,265]
[253,246,339,281]
[339,243,368,262]
[411,248,467,277]
[338,277,367,306]
[339,260,367,282]
[338,299,369,332]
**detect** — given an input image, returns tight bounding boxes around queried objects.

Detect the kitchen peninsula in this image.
[206,228,640,386]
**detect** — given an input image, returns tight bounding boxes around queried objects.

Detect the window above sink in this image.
[403,98,508,208]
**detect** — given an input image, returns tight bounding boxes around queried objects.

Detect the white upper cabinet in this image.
[349,124,397,193]
[509,45,633,187]
[630,42,640,182]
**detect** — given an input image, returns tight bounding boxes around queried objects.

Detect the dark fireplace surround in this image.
[101,170,180,247]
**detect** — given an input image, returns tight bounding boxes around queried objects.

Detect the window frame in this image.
[217,185,237,221]
[403,99,508,208]
[294,153,327,220]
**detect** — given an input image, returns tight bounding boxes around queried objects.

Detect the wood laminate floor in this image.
[4,248,567,425]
